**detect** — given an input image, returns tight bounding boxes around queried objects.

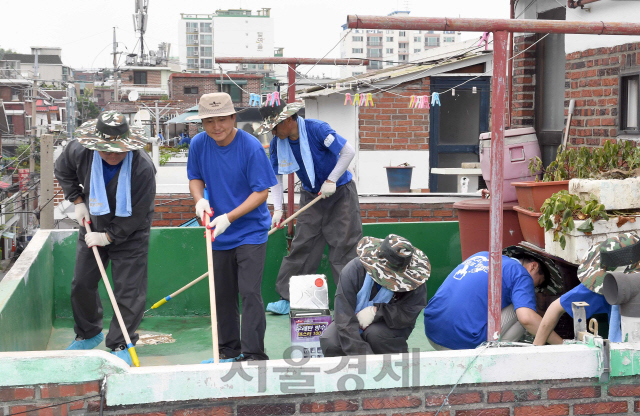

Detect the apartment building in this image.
[178,8,274,74]
[339,11,462,78]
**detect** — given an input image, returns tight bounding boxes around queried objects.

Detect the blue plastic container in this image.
[385,166,414,193]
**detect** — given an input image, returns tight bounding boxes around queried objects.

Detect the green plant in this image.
[538,190,609,249]
[159,146,180,166]
[528,140,640,182]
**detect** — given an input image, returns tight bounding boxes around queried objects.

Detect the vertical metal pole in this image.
[30,49,39,174]
[286,64,297,250]
[507,1,515,129]
[113,27,118,102]
[487,30,508,342]
[40,134,54,229]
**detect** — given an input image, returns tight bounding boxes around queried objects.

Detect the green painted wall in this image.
[52,222,461,319]
[0,234,55,352]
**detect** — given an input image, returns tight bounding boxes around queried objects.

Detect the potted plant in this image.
[384,162,414,193]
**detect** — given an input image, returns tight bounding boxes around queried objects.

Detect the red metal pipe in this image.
[215,57,369,65]
[286,64,297,250]
[507,0,515,129]
[488,30,509,342]
[346,15,640,35]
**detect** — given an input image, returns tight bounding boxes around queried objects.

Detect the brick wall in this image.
[169,74,263,107]
[358,78,430,151]
[511,35,537,128]
[152,194,459,227]
[121,70,163,87]
[53,178,65,206]
[4,377,640,415]
[564,43,638,147]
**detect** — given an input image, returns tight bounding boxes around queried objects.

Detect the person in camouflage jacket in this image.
[320,234,429,356]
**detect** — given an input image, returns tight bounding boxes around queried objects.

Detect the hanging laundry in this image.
[365,93,374,107]
[353,93,360,106]
[431,92,441,107]
[344,93,353,106]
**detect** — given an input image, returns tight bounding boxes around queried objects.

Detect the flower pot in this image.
[545,216,640,264]
[570,177,640,211]
[513,205,544,249]
[511,180,570,212]
[385,166,414,193]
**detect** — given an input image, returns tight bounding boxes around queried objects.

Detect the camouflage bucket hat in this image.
[254,102,304,136]
[503,245,564,296]
[578,232,640,294]
[75,111,148,152]
[357,234,430,292]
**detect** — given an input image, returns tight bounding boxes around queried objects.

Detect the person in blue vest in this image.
[320,234,430,356]
[533,233,640,345]
[254,102,362,315]
[424,251,563,350]
[187,93,277,362]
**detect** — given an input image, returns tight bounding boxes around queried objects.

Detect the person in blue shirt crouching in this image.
[424,251,563,350]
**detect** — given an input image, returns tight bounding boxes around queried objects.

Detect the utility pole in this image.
[30,49,39,173]
[66,84,76,139]
[112,27,119,102]
[40,134,54,229]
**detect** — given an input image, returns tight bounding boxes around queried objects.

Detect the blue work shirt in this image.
[423,252,538,350]
[102,159,122,187]
[560,283,611,318]
[269,119,351,194]
[187,129,277,250]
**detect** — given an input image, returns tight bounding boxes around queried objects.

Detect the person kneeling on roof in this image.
[320,234,429,356]
[424,250,562,350]
[533,233,639,345]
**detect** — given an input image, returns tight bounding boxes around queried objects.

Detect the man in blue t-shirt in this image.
[186,93,277,362]
[423,252,562,349]
[254,102,363,315]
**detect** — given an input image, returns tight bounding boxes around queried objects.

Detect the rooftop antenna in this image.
[133,0,149,65]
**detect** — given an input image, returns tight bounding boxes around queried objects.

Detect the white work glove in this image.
[85,232,111,248]
[195,198,212,222]
[271,210,283,228]
[208,213,231,238]
[356,306,377,331]
[319,181,337,199]
[74,201,91,226]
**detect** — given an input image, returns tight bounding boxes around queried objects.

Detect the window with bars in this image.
[621,73,640,133]
[183,87,199,94]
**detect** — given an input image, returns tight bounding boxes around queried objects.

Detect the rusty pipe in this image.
[346,15,640,35]
[214,57,369,65]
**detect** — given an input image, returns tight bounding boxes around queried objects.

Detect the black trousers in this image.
[71,228,149,350]
[275,180,363,300]
[213,243,269,360]
[320,321,413,357]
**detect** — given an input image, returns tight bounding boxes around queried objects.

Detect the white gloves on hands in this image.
[356,306,377,331]
[271,210,283,228]
[85,232,111,248]
[74,201,91,226]
[195,198,212,222]
[208,213,231,238]
[319,181,337,199]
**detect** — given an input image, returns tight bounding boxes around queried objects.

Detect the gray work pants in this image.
[276,180,363,300]
[320,321,413,356]
[71,228,149,350]
[213,243,269,360]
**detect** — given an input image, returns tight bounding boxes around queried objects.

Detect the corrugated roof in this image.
[3,54,63,65]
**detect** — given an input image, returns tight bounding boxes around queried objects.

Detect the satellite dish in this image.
[128,90,139,102]
[133,109,151,127]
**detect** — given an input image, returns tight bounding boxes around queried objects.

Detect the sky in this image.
[1,0,510,77]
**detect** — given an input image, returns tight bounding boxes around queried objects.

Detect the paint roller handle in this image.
[268,195,323,236]
[146,272,209,312]
[84,222,140,367]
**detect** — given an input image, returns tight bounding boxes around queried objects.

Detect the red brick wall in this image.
[564,43,638,147]
[4,377,640,415]
[511,35,537,128]
[358,78,430,151]
[169,74,263,107]
[121,70,162,87]
[53,178,65,206]
[152,194,459,227]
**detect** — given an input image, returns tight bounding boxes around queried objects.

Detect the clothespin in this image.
[353,93,360,106]
[409,95,415,108]
[344,93,352,106]
[265,93,272,107]
[423,95,430,109]
[431,92,441,107]
[359,94,366,106]
[271,91,281,106]
[365,93,374,107]
[478,32,490,51]
[249,93,260,107]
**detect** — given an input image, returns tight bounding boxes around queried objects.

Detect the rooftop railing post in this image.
[287,63,297,250]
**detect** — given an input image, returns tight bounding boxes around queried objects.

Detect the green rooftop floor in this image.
[47,314,433,366]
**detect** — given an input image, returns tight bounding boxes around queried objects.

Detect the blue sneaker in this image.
[201,354,244,364]
[66,333,104,350]
[266,299,290,315]
[111,347,133,366]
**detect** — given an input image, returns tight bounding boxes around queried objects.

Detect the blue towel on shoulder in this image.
[276,116,315,188]
[355,273,394,334]
[89,151,132,217]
